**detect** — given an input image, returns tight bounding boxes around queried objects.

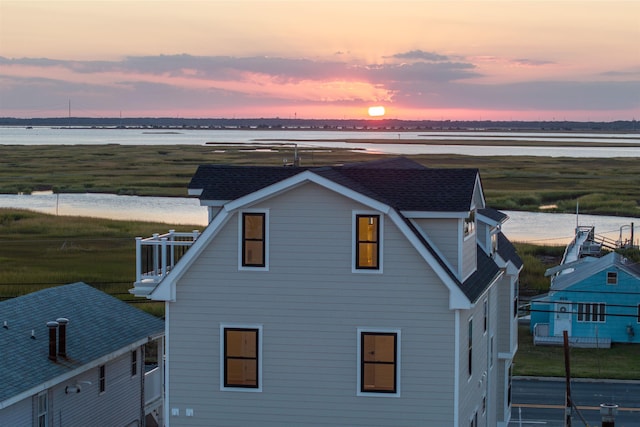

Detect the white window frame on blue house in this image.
[577,302,606,323]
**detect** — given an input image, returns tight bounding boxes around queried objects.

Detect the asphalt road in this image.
[511,377,640,426]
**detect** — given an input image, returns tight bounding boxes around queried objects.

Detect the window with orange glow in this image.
[356,215,379,269]
[224,328,259,388]
[360,332,397,393]
[242,213,265,267]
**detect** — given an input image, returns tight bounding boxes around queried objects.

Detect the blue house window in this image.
[606,271,617,285]
[577,302,605,322]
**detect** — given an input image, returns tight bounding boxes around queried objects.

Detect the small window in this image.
[358,330,399,395]
[489,335,494,368]
[355,214,380,270]
[242,212,266,267]
[483,299,488,333]
[36,391,48,427]
[131,350,138,377]
[513,281,519,319]
[637,304,639,323]
[507,364,513,407]
[468,318,473,377]
[99,365,106,393]
[222,326,261,390]
[606,271,618,285]
[464,211,476,237]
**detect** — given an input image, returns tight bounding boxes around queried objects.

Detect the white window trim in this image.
[352,211,384,274]
[220,323,263,392]
[238,209,269,271]
[577,302,606,323]
[36,391,48,427]
[356,327,401,397]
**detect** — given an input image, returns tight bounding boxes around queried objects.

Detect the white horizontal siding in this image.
[167,183,458,426]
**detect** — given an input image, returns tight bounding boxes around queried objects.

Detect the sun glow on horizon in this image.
[368,106,385,117]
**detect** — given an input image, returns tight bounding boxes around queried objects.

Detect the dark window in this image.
[468,318,473,376]
[356,215,379,269]
[99,365,106,392]
[513,281,519,319]
[242,213,265,267]
[131,350,137,377]
[637,304,640,323]
[360,332,396,393]
[224,328,259,388]
[607,271,618,285]
[483,299,488,333]
[577,302,606,322]
[507,365,513,407]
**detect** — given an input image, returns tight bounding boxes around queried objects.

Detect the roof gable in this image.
[0,283,163,406]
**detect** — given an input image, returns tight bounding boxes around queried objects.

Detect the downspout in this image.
[454,309,460,426]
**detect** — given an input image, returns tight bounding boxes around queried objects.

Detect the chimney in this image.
[56,318,69,357]
[47,321,59,361]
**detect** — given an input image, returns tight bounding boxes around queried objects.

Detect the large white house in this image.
[132,157,522,426]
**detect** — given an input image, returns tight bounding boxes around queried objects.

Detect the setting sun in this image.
[368,106,385,117]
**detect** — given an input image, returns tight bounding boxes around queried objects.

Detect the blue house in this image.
[530,239,640,347]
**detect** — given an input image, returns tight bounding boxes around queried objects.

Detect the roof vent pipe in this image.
[56,318,69,357]
[47,321,59,361]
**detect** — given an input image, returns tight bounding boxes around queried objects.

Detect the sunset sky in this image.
[1,0,639,121]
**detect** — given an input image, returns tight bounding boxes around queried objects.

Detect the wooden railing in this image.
[131,230,200,296]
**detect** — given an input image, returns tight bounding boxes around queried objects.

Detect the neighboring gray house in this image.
[0,282,164,427]
[132,157,522,426]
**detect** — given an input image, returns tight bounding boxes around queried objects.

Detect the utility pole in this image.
[563,330,572,427]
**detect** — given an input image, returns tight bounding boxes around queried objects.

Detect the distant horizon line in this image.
[1,116,637,124]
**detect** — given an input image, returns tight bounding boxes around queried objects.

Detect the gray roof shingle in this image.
[189,157,478,212]
[0,283,164,403]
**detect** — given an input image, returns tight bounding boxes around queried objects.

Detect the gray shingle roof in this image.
[497,232,524,269]
[189,157,478,212]
[460,248,503,303]
[0,283,164,404]
[478,207,508,224]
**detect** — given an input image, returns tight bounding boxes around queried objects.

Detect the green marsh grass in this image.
[0,145,638,216]
[0,209,201,318]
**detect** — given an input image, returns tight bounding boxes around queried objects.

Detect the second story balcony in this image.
[130,229,200,297]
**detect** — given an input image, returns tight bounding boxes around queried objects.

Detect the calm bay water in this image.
[1,126,639,157]
[0,127,637,244]
[0,192,636,245]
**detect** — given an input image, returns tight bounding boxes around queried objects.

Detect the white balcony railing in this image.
[131,230,199,297]
[144,366,163,408]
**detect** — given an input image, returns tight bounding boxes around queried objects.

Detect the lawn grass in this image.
[0,144,638,216]
[514,325,640,380]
